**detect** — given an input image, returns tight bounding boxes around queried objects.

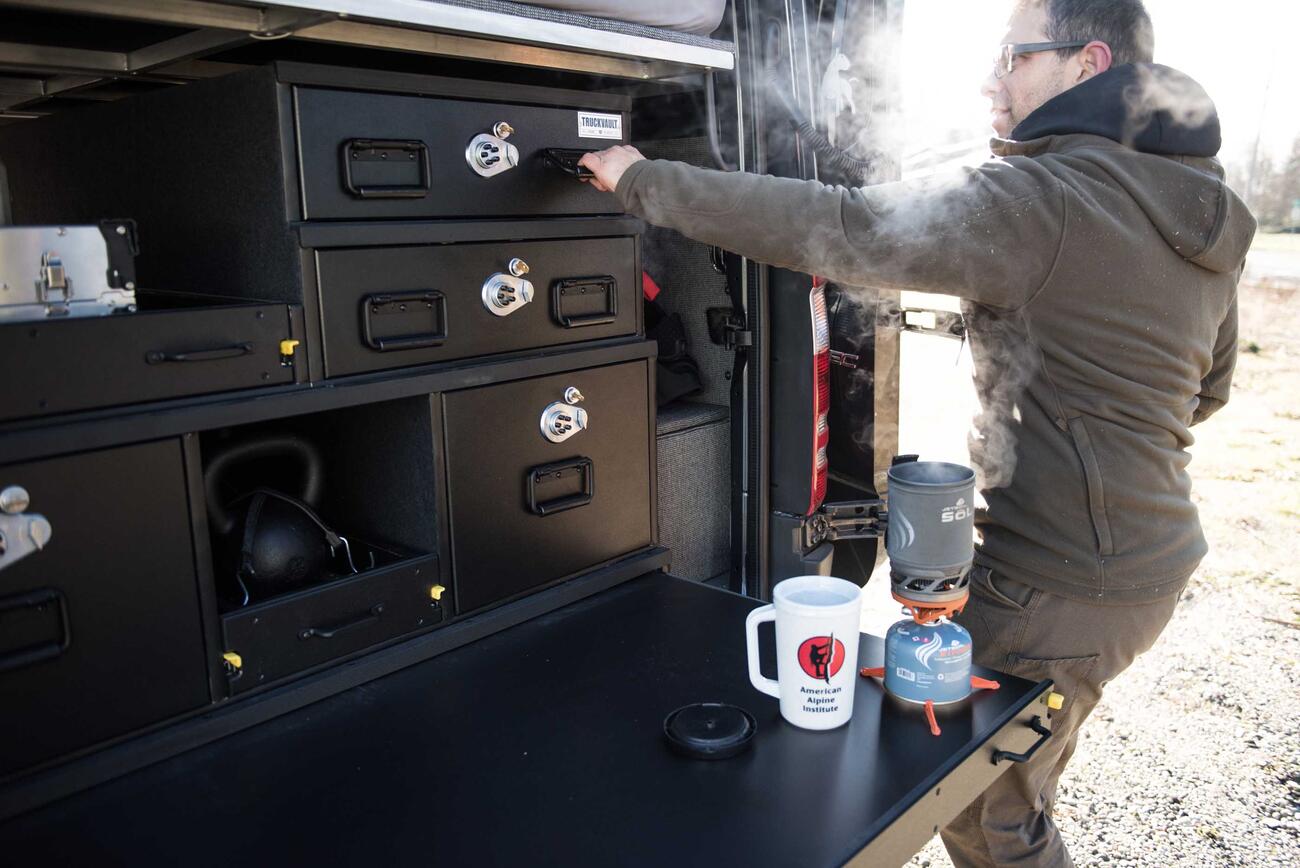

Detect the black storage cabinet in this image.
[0,63,633,385]
[0,439,210,777]
[305,220,641,379]
[0,298,302,423]
[295,85,627,220]
[443,359,655,613]
[221,552,443,695]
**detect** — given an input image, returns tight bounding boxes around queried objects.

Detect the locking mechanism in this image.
[481,266,535,316]
[466,122,519,178]
[540,386,589,443]
[540,393,589,444]
[37,250,71,316]
[0,485,54,574]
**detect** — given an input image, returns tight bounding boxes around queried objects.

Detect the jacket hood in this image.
[1005,64,1254,274]
[1011,64,1222,157]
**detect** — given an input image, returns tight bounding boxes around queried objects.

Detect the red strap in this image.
[970,676,1001,692]
[642,271,662,302]
[859,667,885,679]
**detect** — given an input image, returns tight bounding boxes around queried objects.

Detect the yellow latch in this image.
[430,584,446,602]
[279,339,300,357]
[223,651,243,670]
[1046,692,1065,711]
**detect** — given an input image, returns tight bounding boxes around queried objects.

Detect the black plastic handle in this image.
[299,603,385,641]
[342,139,431,199]
[145,342,253,364]
[0,589,71,674]
[991,715,1052,765]
[551,276,618,328]
[541,147,596,179]
[361,291,448,352]
[527,458,594,516]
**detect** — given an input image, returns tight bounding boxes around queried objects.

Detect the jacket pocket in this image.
[1067,416,1114,557]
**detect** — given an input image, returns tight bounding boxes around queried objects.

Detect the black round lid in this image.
[663,702,756,760]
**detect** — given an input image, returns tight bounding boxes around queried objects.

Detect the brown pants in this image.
[939,567,1183,868]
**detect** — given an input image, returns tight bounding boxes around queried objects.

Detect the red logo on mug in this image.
[798,635,845,682]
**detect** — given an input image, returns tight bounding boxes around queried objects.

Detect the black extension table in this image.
[0,574,1052,866]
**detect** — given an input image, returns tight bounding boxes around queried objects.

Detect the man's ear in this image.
[1075,40,1114,82]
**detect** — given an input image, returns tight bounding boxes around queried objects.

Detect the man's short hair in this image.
[1019,0,1156,66]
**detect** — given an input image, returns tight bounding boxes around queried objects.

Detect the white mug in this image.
[745,575,863,730]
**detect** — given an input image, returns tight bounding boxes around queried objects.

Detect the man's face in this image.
[981,4,1073,138]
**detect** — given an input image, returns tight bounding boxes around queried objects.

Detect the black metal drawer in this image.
[0,439,209,777]
[221,553,443,695]
[0,298,302,423]
[315,233,639,378]
[443,360,654,613]
[296,87,627,220]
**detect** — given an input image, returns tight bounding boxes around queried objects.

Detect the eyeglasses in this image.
[993,40,1091,79]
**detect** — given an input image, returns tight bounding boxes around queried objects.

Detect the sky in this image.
[898,0,1300,175]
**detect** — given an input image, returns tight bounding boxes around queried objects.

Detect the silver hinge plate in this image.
[804,498,886,548]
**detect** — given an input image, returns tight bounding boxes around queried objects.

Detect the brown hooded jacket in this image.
[615,64,1255,602]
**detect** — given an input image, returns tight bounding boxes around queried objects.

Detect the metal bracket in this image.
[803,498,886,548]
[36,249,71,315]
[706,307,752,351]
[897,307,966,341]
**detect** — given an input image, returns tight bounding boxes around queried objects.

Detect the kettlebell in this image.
[204,435,345,601]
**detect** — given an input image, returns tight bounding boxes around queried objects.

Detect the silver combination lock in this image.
[0,485,53,574]
[481,263,535,316]
[466,122,519,178]
[540,386,590,444]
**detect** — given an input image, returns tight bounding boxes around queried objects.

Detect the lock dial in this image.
[466,133,519,178]
[481,273,535,316]
[540,401,589,444]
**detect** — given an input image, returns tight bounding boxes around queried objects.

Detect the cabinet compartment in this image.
[315,233,638,379]
[201,395,444,693]
[443,360,654,612]
[296,86,627,220]
[221,552,441,696]
[0,440,209,776]
[0,293,302,423]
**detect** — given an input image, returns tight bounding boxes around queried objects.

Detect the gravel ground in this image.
[907,268,1300,867]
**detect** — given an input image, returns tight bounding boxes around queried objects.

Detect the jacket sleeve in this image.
[614,156,1067,310]
[1191,286,1237,426]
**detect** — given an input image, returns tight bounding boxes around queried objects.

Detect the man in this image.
[580,0,1253,864]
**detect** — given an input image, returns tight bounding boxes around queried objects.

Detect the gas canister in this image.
[883,618,973,705]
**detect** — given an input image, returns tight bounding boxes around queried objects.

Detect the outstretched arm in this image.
[580,146,1067,311]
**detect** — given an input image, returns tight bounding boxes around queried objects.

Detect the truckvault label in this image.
[577,111,623,139]
[797,635,846,682]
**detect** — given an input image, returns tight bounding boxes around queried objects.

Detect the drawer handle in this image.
[342,139,431,199]
[991,715,1053,765]
[0,588,71,674]
[362,291,448,352]
[299,603,385,641]
[527,458,594,516]
[551,276,618,328]
[145,342,253,364]
[541,147,597,179]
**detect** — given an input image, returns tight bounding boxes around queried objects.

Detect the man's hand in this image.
[578,145,646,193]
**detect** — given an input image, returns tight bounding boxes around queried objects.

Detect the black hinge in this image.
[804,498,887,548]
[898,308,966,341]
[707,307,753,350]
